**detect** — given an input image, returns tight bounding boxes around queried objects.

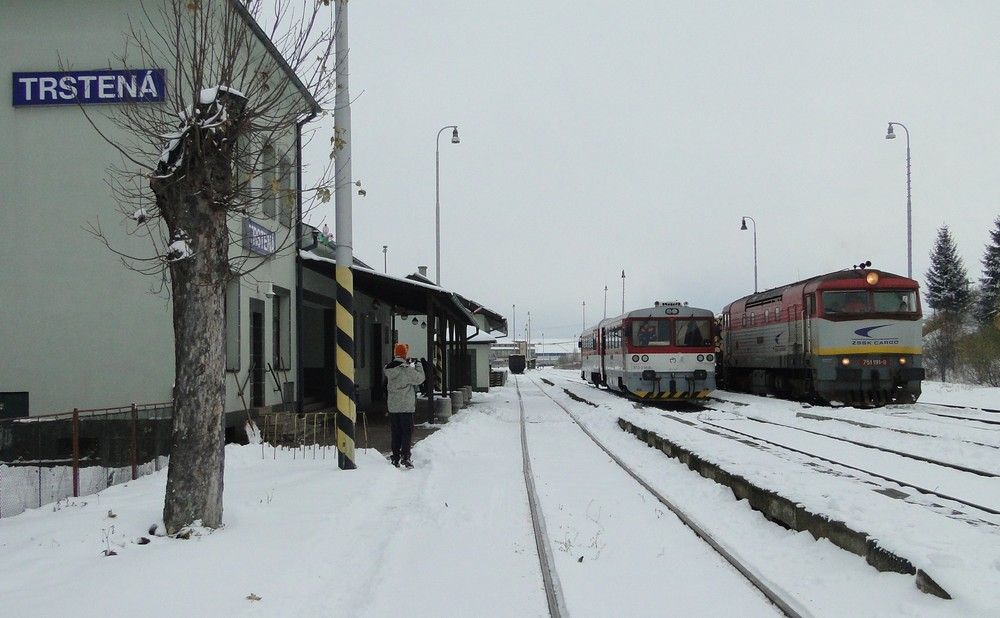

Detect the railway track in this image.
[734,416,998,477]
[514,377,567,618]
[915,410,1000,427]
[516,375,807,618]
[678,410,1000,519]
[918,401,1000,415]
[781,409,1000,450]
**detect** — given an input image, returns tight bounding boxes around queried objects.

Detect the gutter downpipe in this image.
[295,107,320,413]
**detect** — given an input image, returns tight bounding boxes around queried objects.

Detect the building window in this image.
[355,315,366,368]
[279,157,294,228]
[272,291,290,370]
[225,278,241,371]
[262,144,276,218]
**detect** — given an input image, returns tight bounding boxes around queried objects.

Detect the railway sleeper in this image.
[618,418,952,599]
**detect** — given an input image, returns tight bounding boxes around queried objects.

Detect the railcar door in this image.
[600,327,607,384]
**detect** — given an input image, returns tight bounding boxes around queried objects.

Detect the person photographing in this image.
[384,343,425,468]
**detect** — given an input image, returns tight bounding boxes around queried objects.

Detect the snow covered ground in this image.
[921,381,1000,410]
[1,374,997,616]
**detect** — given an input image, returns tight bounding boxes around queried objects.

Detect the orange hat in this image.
[394,343,410,358]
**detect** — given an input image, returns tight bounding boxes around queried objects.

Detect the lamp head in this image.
[451,127,460,144]
[740,217,748,231]
[885,124,896,140]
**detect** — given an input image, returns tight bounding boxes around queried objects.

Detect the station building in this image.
[0,1,506,423]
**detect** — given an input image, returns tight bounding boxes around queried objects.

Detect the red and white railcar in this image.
[581,302,716,401]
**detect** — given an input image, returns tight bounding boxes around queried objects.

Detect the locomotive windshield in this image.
[632,319,671,346]
[873,290,918,313]
[822,290,918,316]
[675,319,710,347]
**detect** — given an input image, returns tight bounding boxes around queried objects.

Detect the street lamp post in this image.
[740,216,758,293]
[885,122,912,278]
[512,304,516,351]
[603,285,608,318]
[435,125,460,285]
[382,245,387,273]
[621,270,626,314]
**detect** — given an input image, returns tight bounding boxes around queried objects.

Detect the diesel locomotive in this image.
[718,266,925,405]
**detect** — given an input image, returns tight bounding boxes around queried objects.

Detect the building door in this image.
[370,324,384,401]
[250,299,265,408]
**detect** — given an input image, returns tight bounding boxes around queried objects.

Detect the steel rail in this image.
[514,377,568,618]
[917,401,1000,415]
[919,411,1000,427]
[529,377,808,618]
[790,409,999,449]
[688,412,1000,517]
[738,416,997,477]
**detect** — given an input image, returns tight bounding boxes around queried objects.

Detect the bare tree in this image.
[82,0,338,533]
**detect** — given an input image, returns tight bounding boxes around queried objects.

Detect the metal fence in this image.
[0,402,173,519]
[257,411,342,460]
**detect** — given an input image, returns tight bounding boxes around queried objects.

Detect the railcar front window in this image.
[632,320,671,346]
[676,319,710,347]
[874,290,917,313]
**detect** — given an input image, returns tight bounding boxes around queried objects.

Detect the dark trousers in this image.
[389,412,415,462]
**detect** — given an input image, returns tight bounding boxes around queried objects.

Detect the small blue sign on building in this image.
[12,69,166,107]
[244,218,276,256]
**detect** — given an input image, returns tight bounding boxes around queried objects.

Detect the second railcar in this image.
[581,302,716,401]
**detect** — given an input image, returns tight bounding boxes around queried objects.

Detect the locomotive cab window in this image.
[874,290,918,314]
[676,319,710,347]
[632,319,670,346]
[822,291,870,315]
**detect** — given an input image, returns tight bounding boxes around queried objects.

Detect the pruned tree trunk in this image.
[154,93,244,533]
[162,201,229,532]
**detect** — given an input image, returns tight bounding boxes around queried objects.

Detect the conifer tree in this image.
[975,217,1000,327]
[925,225,972,313]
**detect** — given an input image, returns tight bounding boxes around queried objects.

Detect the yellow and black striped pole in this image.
[335,265,356,469]
[334,0,356,469]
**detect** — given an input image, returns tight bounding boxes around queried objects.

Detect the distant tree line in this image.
[923,218,1000,385]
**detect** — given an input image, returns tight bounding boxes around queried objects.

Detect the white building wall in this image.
[0,1,302,417]
[395,316,429,359]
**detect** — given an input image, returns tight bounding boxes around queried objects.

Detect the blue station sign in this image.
[243,218,276,256]
[12,69,166,107]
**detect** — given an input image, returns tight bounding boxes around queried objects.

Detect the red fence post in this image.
[130,403,138,481]
[72,409,80,498]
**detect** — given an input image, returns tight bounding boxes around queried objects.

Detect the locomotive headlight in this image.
[866,272,879,285]
[841,357,851,366]
[641,355,649,362]
[707,354,714,362]
[632,355,640,362]
[899,357,907,365]
[697,354,705,362]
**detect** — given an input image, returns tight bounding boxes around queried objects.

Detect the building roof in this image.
[300,223,508,334]
[229,0,322,116]
[301,251,479,328]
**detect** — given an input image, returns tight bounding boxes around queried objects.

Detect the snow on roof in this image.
[301,250,445,293]
[468,331,497,344]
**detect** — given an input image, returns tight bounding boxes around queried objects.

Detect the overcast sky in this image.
[304,1,1000,340]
